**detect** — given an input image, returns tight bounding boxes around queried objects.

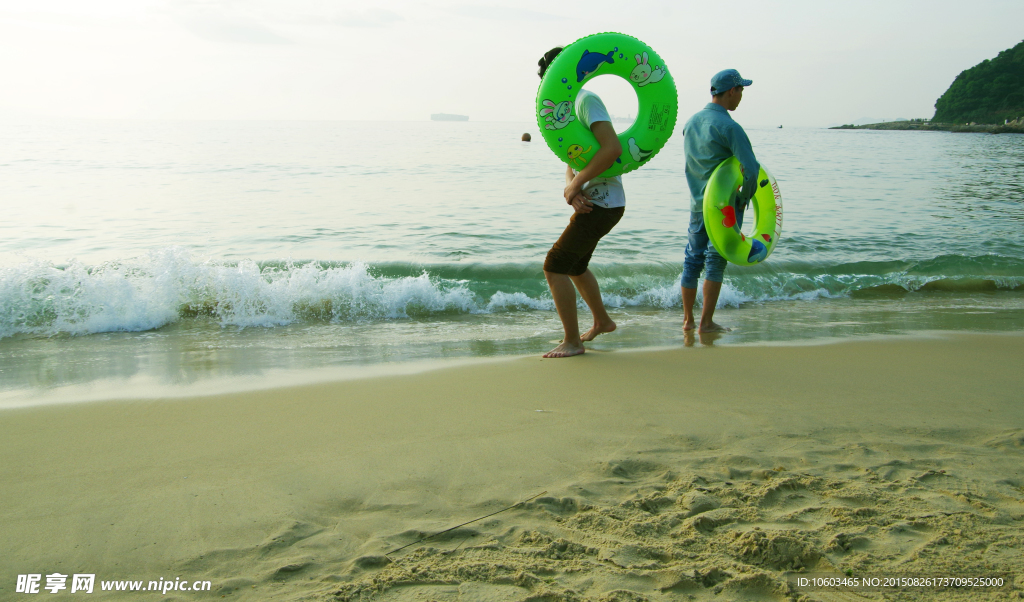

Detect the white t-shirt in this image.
[574,89,625,209]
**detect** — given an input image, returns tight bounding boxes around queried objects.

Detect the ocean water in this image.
[1,120,1023,399]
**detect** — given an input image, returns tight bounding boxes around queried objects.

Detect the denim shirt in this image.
[683,103,759,213]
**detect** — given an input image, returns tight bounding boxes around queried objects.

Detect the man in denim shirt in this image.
[681,69,759,333]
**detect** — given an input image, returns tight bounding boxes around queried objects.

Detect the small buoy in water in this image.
[521,133,531,141]
[778,125,783,129]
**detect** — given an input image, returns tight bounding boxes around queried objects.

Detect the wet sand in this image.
[2,333,1023,601]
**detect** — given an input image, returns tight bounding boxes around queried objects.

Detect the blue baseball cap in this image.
[710,69,752,95]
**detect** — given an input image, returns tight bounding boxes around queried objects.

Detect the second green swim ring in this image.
[703,158,783,266]
[536,32,677,178]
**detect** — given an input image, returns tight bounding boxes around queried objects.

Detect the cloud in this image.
[168,2,291,44]
[336,9,403,28]
[180,17,291,44]
[450,5,567,21]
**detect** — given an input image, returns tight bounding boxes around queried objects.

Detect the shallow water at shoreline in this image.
[3,293,1022,404]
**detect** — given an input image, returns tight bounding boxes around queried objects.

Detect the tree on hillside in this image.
[933,40,1024,124]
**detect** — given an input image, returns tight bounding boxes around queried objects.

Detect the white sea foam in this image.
[0,249,484,338]
[1,248,1020,340]
[0,252,182,339]
[484,291,552,312]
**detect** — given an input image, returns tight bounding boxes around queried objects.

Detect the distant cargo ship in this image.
[431,113,468,121]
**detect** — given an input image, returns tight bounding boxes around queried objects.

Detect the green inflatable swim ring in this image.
[703,158,783,266]
[536,32,677,177]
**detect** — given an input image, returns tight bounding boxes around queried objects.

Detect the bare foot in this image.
[698,321,731,333]
[682,319,696,331]
[581,320,616,342]
[543,341,585,358]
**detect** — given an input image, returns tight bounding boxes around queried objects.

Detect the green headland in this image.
[833,39,1024,132]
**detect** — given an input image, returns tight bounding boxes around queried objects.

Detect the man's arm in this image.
[563,121,622,205]
[565,164,592,213]
[726,125,759,204]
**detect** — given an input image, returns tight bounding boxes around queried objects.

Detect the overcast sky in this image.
[1,0,1021,126]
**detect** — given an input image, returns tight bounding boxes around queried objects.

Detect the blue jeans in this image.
[681,204,745,290]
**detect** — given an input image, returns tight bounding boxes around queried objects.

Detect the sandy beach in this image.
[2,333,1023,601]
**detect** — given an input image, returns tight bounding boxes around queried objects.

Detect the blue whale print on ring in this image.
[575,49,615,82]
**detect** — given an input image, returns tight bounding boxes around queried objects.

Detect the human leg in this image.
[681,211,709,331]
[571,269,616,341]
[542,206,623,357]
[682,286,698,331]
[543,270,584,357]
[698,280,729,332]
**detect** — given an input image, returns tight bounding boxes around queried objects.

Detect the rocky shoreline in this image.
[831,121,1024,134]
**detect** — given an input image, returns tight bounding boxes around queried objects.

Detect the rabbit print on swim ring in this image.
[630,52,666,87]
[539,99,576,130]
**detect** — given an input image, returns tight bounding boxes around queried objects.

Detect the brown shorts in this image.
[543,205,624,276]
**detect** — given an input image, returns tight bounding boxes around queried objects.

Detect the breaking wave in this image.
[2,248,1022,339]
